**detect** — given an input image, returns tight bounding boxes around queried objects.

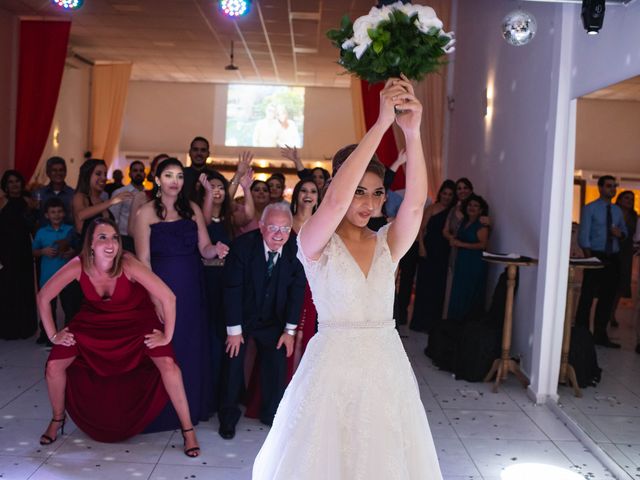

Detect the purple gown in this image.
[145,218,212,431]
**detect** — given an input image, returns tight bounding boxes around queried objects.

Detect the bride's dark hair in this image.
[331,144,385,180]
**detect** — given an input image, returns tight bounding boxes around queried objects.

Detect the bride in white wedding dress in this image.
[252,75,443,480]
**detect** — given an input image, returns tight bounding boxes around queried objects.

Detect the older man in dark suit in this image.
[218,202,306,439]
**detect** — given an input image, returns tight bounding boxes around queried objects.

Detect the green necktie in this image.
[266,251,277,278]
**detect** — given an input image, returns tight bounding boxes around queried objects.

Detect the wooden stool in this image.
[559,260,604,398]
[482,255,537,393]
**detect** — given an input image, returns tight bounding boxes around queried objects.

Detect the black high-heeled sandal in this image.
[181,427,200,458]
[40,417,66,445]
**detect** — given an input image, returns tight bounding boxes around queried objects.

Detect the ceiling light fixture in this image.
[225,41,239,71]
[219,0,251,18]
[51,0,84,9]
[581,0,606,34]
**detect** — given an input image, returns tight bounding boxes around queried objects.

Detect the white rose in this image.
[342,38,356,50]
[415,16,443,33]
[398,2,417,16]
[415,5,437,20]
[353,15,375,45]
[442,32,456,53]
[353,43,370,59]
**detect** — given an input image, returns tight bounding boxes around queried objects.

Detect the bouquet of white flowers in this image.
[327,1,454,83]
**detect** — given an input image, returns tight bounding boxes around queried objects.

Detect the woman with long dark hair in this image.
[73,159,133,245]
[134,158,226,430]
[410,180,457,332]
[288,179,320,375]
[236,179,271,235]
[0,170,38,339]
[447,194,490,321]
[38,218,200,455]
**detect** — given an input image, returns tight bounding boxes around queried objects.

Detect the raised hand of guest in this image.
[390,148,408,172]
[51,327,75,346]
[111,190,135,205]
[280,145,301,165]
[225,334,244,358]
[144,328,170,348]
[236,151,254,177]
[214,241,230,259]
[276,332,295,358]
[199,173,213,195]
[393,74,422,135]
[240,167,254,191]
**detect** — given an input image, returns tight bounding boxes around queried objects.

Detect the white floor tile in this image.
[0,455,44,480]
[30,458,156,480]
[445,409,547,441]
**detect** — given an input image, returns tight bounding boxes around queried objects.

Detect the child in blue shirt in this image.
[33,198,75,345]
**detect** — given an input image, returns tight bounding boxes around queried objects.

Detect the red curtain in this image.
[360,79,404,190]
[15,20,71,181]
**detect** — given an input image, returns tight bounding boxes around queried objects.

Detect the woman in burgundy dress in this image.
[37,218,200,456]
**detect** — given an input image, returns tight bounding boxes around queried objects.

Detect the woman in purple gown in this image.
[134,158,229,430]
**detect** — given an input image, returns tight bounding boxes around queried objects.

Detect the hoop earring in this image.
[90,248,95,258]
[156,188,161,198]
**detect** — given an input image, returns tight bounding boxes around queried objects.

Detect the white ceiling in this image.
[2,0,379,87]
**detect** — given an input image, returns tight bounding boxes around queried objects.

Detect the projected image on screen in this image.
[225,84,305,148]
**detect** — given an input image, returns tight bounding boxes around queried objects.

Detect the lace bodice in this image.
[297,224,399,328]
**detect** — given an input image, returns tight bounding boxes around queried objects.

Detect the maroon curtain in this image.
[15,20,71,181]
[360,79,404,190]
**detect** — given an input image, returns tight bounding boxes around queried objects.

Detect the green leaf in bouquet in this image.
[340,14,352,30]
[373,41,384,54]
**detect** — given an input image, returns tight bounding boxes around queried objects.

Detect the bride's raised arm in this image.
[299,78,407,260]
[387,76,428,262]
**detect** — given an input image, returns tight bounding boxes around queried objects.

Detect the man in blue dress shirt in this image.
[576,175,628,348]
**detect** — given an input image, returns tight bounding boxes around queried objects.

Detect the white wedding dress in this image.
[252,224,443,480]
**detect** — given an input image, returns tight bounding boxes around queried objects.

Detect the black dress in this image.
[203,220,232,414]
[0,197,37,339]
[410,207,451,332]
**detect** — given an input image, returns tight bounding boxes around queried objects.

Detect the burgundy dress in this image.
[48,268,174,443]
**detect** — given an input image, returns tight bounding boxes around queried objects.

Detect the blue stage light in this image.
[51,0,84,10]
[219,0,251,18]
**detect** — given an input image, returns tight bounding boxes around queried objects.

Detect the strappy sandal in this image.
[40,417,66,445]
[181,427,200,458]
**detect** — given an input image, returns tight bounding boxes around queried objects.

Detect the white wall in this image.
[448,0,563,393]
[38,63,91,187]
[576,98,640,174]
[0,9,17,173]
[449,0,640,402]
[120,81,357,161]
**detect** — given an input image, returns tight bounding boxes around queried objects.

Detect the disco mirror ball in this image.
[501,10,537,46]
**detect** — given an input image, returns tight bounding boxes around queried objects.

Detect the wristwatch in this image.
[285,328,296,336]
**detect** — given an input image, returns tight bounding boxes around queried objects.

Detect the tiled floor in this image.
[1,329,613,480]
[559,299,640,480]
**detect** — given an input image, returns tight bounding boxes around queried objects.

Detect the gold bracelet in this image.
[50,332,58,341]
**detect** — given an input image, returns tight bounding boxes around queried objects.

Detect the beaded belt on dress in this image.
[319,320,395,330]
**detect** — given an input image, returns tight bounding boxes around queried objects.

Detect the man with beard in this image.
[183,136,211,198]
[110,161,146,252]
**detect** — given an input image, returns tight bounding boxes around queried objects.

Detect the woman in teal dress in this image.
[447,194,489,321]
